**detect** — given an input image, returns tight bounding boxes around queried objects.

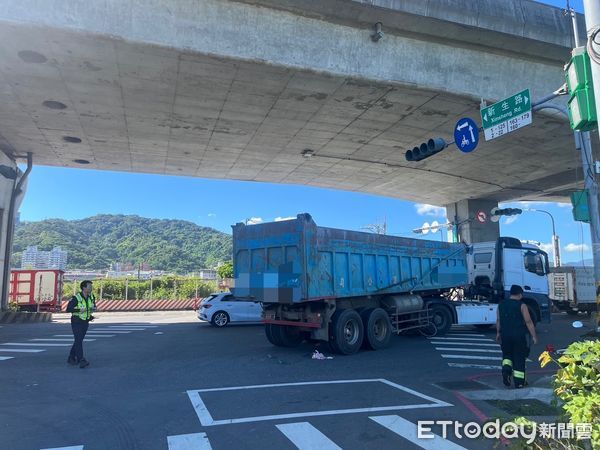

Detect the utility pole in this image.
[581,0,600,332]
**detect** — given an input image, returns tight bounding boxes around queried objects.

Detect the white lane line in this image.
[53,335,114,338]
[371,415,467,450]
[1,343,72,347]
[187,378,452,427]
[115,324,159,327]
[86,330,131,333]
[442,354,501,361]
[428,337,494,342]
[105,327,147,330]
[430,342,499,347]
[30,339,96,342]
[167,432,212,450]
[0,356,14,361]
[41,446,84,450]
[435,347,502,353]
[448,363,502,370]
[0,348,45,353]
[276,422,342,450]
[446,333,485,337]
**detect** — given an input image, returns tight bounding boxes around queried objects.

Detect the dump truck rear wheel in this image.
[330,309,364,355]
[361,308,392,350]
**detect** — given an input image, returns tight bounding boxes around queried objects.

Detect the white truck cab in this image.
[466,237,551,323]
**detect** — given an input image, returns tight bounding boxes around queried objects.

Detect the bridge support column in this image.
[0,153,29,311]
[445,198,500,244]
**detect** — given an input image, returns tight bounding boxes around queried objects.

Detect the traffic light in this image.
[405,138,447,162]
[565,47,597,131]
[491,208,522,216]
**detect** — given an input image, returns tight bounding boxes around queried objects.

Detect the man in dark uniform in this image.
[66,280,96,368]
[496,284,538,388]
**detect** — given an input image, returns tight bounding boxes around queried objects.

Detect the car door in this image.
[218,294,238,321]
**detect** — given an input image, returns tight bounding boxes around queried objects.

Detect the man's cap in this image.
[510,284,524,295]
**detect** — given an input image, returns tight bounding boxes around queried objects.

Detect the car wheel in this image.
[211,311,230,327]
[361,308,392,350]
[330,309,363,355]
[430,305,452,335]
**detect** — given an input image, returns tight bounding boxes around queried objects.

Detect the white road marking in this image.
[370,415,467,449]
[446,333,485,337]
[187,378,452,426]
[86,330,131,333]
[429,341,499,347]
[0,348,45,353]
[30,339,96,342]
[434,347,502,353]
[442,354,501,361]
[447,363,502,370]
[167,432,212,450]
[53,334,114,338]
[428,337,494,342]
[105,327,147,330]
[41,446,84,450]
[1,343,72,347]
[276,422,342,450]
[0,356,14,361]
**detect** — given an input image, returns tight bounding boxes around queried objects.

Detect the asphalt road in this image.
[0,310,593,450]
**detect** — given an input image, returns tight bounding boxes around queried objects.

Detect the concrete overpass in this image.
[0,0,593,307]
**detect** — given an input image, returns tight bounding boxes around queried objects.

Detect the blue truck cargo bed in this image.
[232,214,468,304]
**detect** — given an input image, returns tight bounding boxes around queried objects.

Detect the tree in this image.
[217,261,233,279]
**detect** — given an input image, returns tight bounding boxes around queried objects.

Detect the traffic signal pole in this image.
[579,1,600,332]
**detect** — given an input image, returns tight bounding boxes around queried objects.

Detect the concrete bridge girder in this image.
[0,0,589,208]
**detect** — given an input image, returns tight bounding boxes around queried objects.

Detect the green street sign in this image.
[571,190,590,223]
[480,89,532,141]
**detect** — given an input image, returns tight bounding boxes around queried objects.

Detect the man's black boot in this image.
[79,358,89,368]
[67,355,78,365]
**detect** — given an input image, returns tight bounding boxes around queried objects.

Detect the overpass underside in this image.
[0,0,592,209]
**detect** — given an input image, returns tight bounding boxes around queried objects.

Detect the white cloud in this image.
[538,242,554,254]
[556,203,571,208]
[415,203,446,217]
[503,215,519,225]
[274,216,295,222]
[246,217,263,225]
[564,243,590,252]
[207,213,216,217]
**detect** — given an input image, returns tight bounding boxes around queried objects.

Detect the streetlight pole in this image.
[527,209,561,267]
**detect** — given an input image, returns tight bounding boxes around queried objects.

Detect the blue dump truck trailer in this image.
[232,214,551,355]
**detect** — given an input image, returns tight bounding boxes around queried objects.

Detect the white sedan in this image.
[197,292,262,327]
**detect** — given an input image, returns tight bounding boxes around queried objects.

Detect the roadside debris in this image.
[312,350,333,360]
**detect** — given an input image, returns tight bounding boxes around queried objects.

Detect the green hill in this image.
[12,214,232,273]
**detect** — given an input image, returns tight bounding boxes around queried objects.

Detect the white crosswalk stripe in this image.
[41,446,84,450]
[2,342,72,346]
[30,338,96,342]
[430,330,503,370]
[370,415,467,449]
[442,354,501,360]
[276,422,342,450]
[167,432,212,449]
[434,347,502,353]
[0,356,14,361]
[0,348,45,353]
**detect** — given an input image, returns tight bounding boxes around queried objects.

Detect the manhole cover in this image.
[486,399,559,416]
[435,380,487,391]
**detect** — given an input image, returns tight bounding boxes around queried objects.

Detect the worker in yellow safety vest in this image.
[66,280,96,368]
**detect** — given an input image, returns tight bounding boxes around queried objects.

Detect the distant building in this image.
[21,246,68,270]
[105,270,166,279]
[198,269,217,280]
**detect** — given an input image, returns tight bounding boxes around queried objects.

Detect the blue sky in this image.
[16,0,593,265]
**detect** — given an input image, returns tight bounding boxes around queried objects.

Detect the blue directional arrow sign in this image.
[454,117,479,153]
